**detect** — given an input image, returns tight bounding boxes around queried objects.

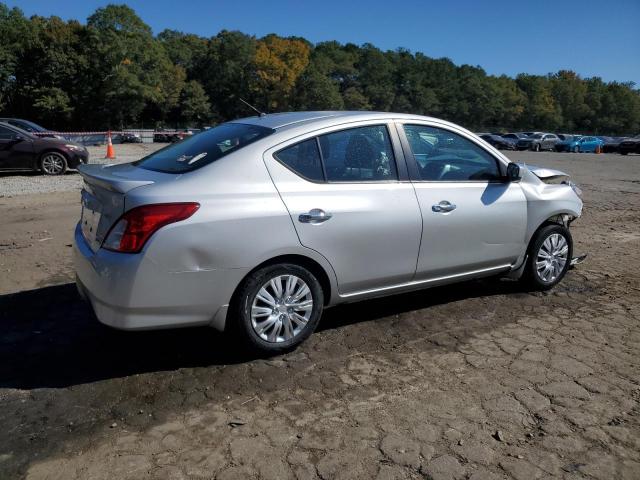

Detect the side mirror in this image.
[506,163,520,182]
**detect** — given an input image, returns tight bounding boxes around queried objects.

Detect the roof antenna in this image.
[238,97,266,117]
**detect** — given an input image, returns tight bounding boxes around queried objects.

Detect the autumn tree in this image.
[252,34,310,111]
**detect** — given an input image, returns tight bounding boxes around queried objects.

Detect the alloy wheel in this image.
[535,233,569,283]
[250,275,313,343]
[41,153,66,175]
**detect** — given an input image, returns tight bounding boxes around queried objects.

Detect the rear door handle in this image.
[299,208,333,224]
[432,200,456,213]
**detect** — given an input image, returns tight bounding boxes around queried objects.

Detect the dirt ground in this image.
[0,151,639,480]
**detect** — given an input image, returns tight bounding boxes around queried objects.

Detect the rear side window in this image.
[403,125,501,181]
[0,125,16,140]
[319,125,397,182]
[274,138,324,182]
[135,123,274,173]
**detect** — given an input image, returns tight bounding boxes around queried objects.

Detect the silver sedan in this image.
[74,111,583,353]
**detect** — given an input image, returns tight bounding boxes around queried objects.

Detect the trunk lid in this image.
[77,163,169,251]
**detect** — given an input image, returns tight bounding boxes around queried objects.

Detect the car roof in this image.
[230,110,455,131]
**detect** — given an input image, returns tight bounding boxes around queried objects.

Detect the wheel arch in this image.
[229,253,335,311]
[509,212,577,280]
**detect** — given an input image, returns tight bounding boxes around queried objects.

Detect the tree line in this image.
[1,3,639,134]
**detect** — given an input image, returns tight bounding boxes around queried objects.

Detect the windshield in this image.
[135,123,274,173]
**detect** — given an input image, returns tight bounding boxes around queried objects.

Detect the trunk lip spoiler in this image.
[77,164,154,194]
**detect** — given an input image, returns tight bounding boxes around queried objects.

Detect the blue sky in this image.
[9,0,640,85]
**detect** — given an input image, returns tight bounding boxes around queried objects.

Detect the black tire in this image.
[573,146,580,153]
[230,263,324,354]
[523,224,573,290]
[534,143,541,152]
[620,151,628,155]
[40,151,68,175]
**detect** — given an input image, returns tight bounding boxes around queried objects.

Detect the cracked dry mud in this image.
[0,151,639,480]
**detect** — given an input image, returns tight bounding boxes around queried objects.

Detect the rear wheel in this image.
[573,146,580,153]
[40,152,67,175]
[523,225,572,290]
[231,264,324,354]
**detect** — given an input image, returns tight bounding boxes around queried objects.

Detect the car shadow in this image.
[0,279,530,390]
[0,170,78,177]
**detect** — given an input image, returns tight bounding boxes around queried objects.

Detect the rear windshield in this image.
[134,123,274,173]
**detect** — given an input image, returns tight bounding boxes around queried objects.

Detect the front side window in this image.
[135,123,274,173]
[403,125,501,181]
[319,125,397,182]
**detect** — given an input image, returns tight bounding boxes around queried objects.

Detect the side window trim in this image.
[396,121,506,183]
[315,136,329,182]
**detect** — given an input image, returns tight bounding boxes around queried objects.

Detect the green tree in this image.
[177,80,211,125]
[84,4,177,128]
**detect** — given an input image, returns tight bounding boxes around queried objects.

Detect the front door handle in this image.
[432,200,456,213]
[299,208,333,224]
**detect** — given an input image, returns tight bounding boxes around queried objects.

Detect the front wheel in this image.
[40,152,68,175]
[523,225,572,290]
[231,264,324,354]
[573,146,580,153]
[534,143,541,152]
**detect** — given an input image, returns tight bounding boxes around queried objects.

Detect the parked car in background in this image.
[517,133,560,151]
[479,134,517,150]
[556,136,604,153]
[154,128,195,143]
[502,133,530,142]
[74,111,583,353]
[618,137,640,155]
[0,122,88,175]
[556,134,575,141]
[120,132,143,143]
[0,118,62,139]
[600,137,624,153]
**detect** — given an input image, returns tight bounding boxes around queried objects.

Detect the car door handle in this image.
[299,208,333,224]
[432,201,456,213]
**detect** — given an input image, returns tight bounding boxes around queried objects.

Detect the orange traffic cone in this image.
[105,131,116,159]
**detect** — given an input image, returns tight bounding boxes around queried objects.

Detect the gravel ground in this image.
[0,151,639,480]
[0,143,165,197]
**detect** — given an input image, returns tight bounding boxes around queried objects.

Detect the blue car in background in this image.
[555,135,604,153]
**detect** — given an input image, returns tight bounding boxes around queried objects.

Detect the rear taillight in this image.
[103,203,200,253]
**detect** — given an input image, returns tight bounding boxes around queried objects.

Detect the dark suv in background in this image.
[0,122,88,175]
[618,137,640,155]
[516,133,560,151]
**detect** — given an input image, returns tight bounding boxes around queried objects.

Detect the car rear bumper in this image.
[73,223,243,331]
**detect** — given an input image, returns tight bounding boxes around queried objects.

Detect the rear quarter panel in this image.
[124,143,340,301]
